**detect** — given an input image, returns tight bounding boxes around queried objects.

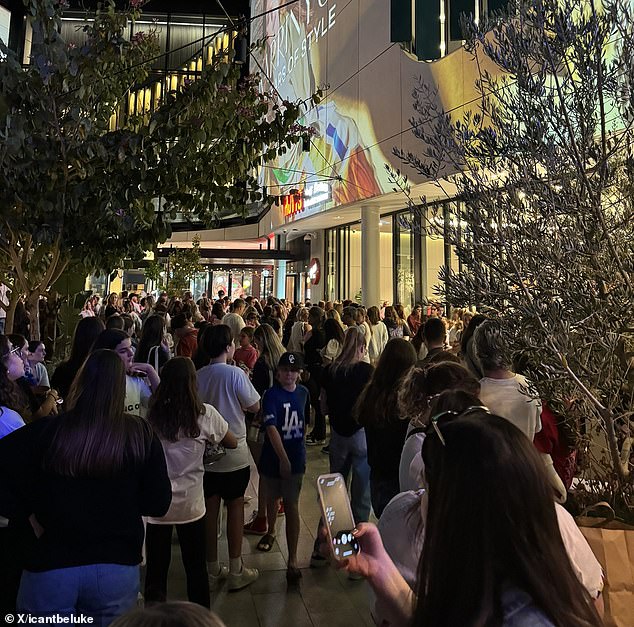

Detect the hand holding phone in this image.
[316,473,360,562]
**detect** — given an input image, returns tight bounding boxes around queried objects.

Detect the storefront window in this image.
[212,272,228,298]
[395,214,414,308]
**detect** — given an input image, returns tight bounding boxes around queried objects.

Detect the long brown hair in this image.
[355,338,416,427]
[416,412,601,627]
[44,349,150,477]
[148,357,205,442]
[330,325,366,376]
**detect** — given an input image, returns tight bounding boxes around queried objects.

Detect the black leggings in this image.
[305,367,325,439]
[145,518,209,608]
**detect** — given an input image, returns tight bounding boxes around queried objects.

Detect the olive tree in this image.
[394,0,634,516]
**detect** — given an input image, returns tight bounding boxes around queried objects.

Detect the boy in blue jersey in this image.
[257,351,309,582]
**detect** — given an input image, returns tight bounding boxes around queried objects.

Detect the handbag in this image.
[203,440,226,470]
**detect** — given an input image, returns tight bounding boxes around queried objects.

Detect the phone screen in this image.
[317,473,359,560]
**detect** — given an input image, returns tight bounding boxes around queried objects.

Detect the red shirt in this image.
[176,327,198,359]
[533,403,577,489]
[234,345,258,371]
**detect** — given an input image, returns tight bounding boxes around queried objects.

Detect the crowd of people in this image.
[0,289,604,626]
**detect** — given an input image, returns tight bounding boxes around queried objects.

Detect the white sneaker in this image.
[208,564,229,590]
[227,566,259,591]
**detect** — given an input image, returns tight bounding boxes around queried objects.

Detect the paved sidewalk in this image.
[164,442,375,627]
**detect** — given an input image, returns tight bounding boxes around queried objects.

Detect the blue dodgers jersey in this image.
[258,384,309,478]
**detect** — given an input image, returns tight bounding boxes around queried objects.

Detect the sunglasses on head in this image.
[427,405,491,446]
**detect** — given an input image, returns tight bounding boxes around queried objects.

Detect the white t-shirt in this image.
[197,362,260,473]
[399,423,426,492]
[378,491,603,610]
[368,322,388,363]
[479,374,542,440]
[147,404,229,525]
[287,321,306,352]
[0,406,25,440]
[30,362,49,387]
[125,374,152,419]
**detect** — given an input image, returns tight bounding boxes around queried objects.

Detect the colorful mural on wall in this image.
[251,0,393,208]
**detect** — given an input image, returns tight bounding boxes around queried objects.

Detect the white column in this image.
[273,234,287,300]
[361,205,380,307]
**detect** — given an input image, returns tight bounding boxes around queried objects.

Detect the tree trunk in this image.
[4,287,20,335]
[27,293,41,341]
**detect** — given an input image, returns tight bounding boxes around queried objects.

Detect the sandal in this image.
[256,533,276,552]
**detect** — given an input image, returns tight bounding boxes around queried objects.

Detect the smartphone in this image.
[55,398,64,405]
[316,473,359,561]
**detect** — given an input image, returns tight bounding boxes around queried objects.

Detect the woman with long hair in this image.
[311,326,374,567]
[340,410,603,627]
[0,335,27,436]
[287,306,308,352]
[252,324,286,396]
[0,350,171,623]
[282,305,299,347]
[104,292,120,318]
[145,357,237,608]
[51,317,105,399]
[382,305,410,340]
[135,315,170,372]
[367,306,388,364]
[407,303,423,336]
[355,338,417,516]
[398,361,480,492]
[303,306,327,445]
[460,313,488,378]
[210,301,225,325]
[320,318,345,365]
[93,329,159,418]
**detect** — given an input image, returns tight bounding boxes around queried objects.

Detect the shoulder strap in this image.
[406,426,427,441]
[148,345,160,372]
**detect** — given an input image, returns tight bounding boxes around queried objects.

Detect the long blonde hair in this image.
[254,323,286,372]
[330,325,366,375]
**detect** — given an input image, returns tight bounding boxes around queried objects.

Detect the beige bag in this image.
[576,504,634,627]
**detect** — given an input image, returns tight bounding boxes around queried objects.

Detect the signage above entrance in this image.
[282,193,304,218]
[281,182,331,220]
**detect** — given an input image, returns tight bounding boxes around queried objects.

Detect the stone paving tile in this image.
[163,434,376,626]
[309,608,370,627]
[252,591,313,627]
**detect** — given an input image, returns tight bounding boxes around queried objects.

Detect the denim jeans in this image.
[329,429,371,523]
[18,563,139,626]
